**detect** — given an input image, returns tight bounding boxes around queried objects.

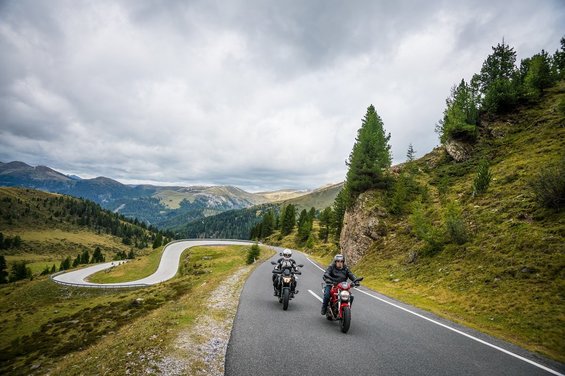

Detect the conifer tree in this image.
[344,105,392,206]
[436,79,479,143]
[260,210,275,238]
[0,255,8,283]
[475,40,518,114]
[523,50,554,98]
[281,204,296,236]
[318,207,333,243]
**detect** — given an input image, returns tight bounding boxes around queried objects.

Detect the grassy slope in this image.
[271,83,565,362]
[0,244,274,375]
[0,187,155,273]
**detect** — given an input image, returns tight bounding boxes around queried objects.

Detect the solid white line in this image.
[308,289,322,302]
[306,256,325,272]
[304,256,563,376]
[355,288,563,376]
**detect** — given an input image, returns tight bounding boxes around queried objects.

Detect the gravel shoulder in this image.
[151,264,254,375]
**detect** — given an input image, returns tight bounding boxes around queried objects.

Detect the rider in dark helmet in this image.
[272,249,299,295]
[321,254,358,315]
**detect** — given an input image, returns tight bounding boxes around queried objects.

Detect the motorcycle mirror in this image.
[297,264,304,268]
[270,261,277,265]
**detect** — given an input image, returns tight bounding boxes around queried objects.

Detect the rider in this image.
[321,254,358,315]
[272,249,299,295]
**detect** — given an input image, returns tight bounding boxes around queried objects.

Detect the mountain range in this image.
[0,161,341,229]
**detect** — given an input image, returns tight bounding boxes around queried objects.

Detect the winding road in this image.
[52,240,564,375]
[52,239,256,287]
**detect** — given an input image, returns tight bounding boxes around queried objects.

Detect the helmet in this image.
[333,254,345,263]
[283,249,292,258]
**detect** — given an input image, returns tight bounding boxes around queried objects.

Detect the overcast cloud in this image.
[0,0,563,191]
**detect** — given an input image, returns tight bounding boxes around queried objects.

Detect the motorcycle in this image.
[323,277,363,333]
[271,260,303,310]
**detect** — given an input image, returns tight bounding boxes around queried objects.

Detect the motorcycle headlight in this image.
[283,277,292,283]
[340,290,350,301]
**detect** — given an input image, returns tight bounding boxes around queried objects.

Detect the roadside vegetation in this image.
[253,39,565,362]
[0,244,273,375]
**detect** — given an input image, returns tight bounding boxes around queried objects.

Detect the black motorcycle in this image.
[271,260,303,310]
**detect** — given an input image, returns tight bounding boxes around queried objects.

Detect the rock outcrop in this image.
[339,191,387,265]
[444,138,473,162]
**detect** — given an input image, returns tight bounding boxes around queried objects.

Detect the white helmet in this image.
[283,249,292,258]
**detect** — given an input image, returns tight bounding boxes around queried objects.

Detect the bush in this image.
[472,159,492,196]
[246,244,260,264]
[530,161,565,210]
[409,202,444,254]
[444,201,468,244]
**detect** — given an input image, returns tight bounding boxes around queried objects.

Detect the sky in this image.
[0,0,563,192]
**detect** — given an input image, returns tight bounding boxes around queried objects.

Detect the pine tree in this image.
[59,256,71,271]
[476,40,518,114]
[152,233,163,249]
[523,50,554,99]
[260,210,275,238]
[318,207,333,243]
[344,105,392,206]
[472,159,492,196]
[80,249,90,264]
[436,79,479,143]
[332,188,347,239]
[91,247,104,263]
[406,143,415,162]
[0,255,8,283]
[281,204,296,236]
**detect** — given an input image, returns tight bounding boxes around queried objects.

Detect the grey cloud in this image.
[0,0,563,191]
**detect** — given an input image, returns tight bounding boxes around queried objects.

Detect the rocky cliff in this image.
[339,191,388,265]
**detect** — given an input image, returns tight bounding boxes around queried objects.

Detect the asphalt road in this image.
[225,248,565,376]
[52,239,255,287]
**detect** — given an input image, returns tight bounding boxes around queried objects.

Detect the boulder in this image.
[444,139,473,162]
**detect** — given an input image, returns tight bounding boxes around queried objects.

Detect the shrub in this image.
[246,244,260,264]
[409,202,444,254]
[444,201,468,244]
[472,159,492,196]
[530,161,565,210]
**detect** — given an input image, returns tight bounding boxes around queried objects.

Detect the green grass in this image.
[268,82,565,363]
[0,244,274,375]
[87,246,166,283]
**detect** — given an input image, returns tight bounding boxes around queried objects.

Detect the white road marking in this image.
[308,289,323,302]
[304,256,563,376]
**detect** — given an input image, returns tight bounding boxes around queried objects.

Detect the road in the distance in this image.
[225,248,564,376]
[52,239,255,287]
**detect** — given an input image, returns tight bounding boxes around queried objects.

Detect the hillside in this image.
[0,163,326,229]
[0,187,171,278]
[177,182,343,239]
[335,82,564,361]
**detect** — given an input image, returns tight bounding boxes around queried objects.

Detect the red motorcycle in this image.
[323,277,363,333]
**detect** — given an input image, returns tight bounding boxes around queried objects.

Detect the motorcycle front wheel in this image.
[282,288,290,310]
[340,307,351,333]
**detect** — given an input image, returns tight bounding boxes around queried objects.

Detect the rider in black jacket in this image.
[321,254,357,315]
[272,249,299,294]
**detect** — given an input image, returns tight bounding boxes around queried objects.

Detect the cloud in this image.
[0,0,563,191]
